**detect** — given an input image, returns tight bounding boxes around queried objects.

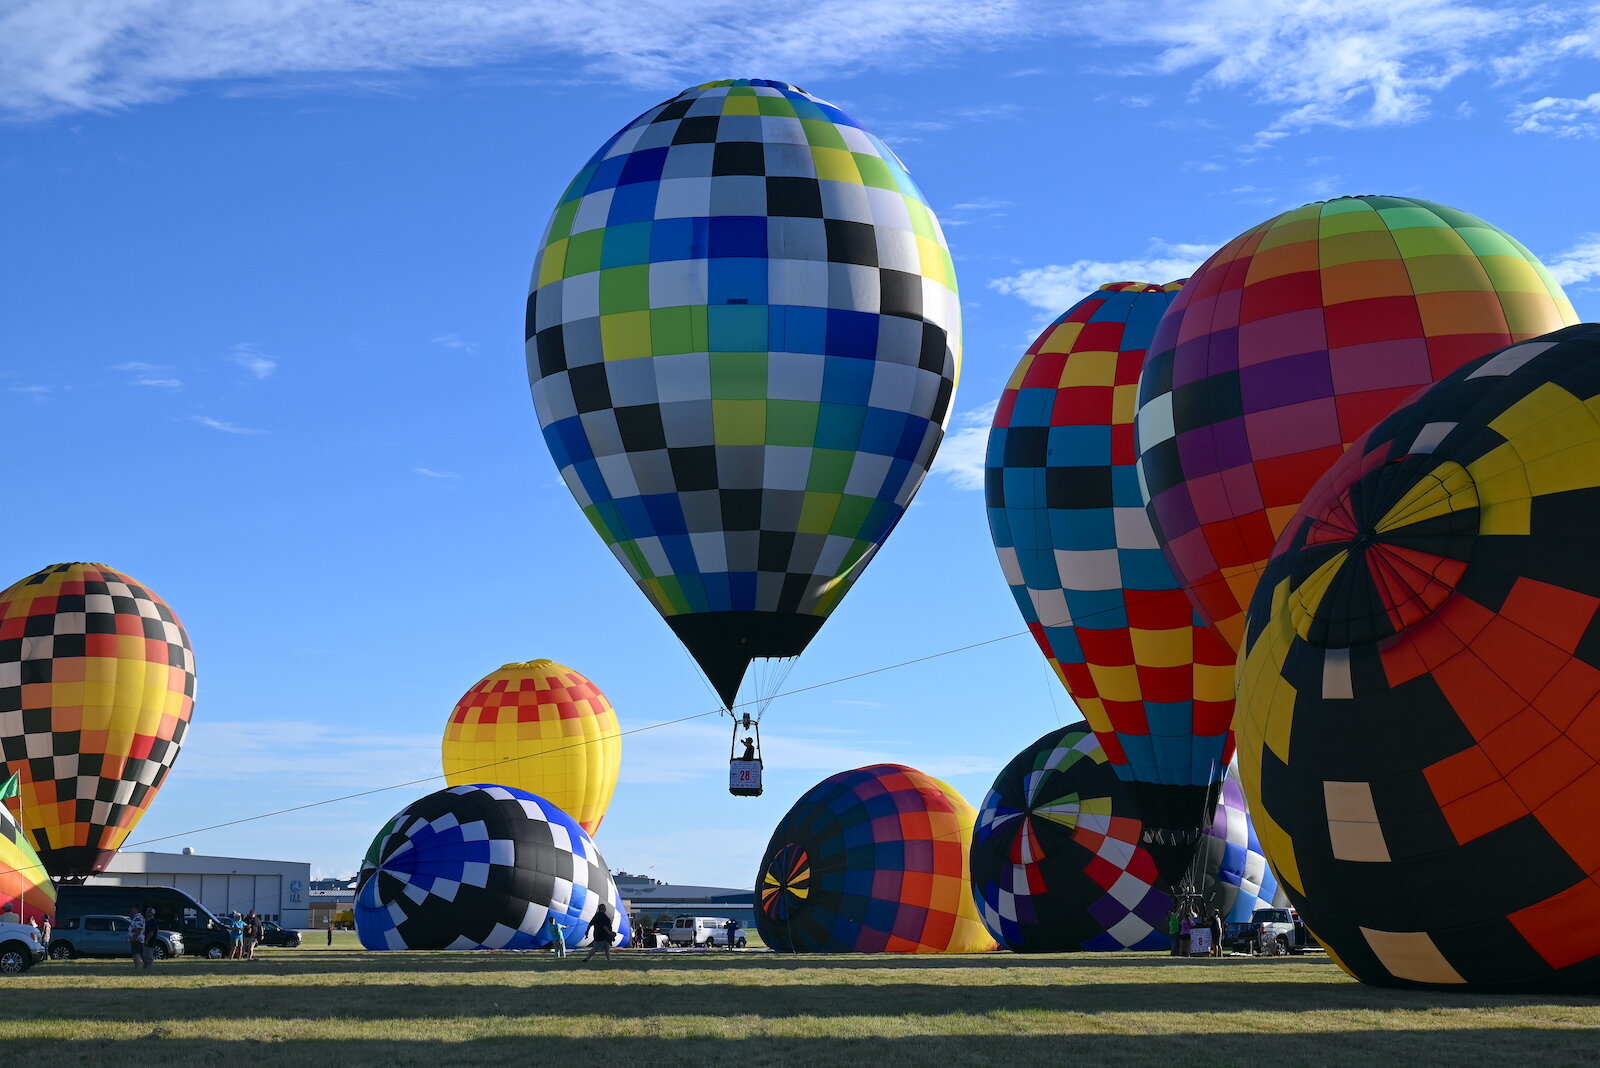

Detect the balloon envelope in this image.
[755,764,994,953]
[970,723,1286,952]
[0,806,56,921]
[441,660,621,835]
[0,562,195,878]
[356,784,629,951]
[986,281,1233,887]
[1238,324,1600,991]
[1136,195,1577,652]
[526,78,962,706]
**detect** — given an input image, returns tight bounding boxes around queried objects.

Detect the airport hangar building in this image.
[85,849,311,929]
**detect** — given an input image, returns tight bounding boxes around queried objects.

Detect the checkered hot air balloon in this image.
[969,723,1286,952]
[1238,324,1600,992]
[0,563,195,879]
[525,79,961,708]
[355,784,629,951]
[754,764,994,953]
[441,661,621,836]
[985,282,1234,889]
[1135,196,1577,654]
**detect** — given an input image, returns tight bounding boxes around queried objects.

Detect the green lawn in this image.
[4,934,1599,1066]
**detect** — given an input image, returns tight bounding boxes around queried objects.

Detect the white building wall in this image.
[89,852,311,929]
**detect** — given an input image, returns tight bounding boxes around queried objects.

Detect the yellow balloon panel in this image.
[0,563,196,879]
[441,660,621,835]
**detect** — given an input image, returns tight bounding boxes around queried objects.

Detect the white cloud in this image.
[114,361,163,372]
[1093,0,1522,141]
[430,333,477,354]
[135,376,183,388]
[0,0,1044,119]
[9,384,49,395]
[989,239,1215,314]
[174,720,442,789]
[1546,236,1600,286]
[230,342,277,380]
[929,401,996,492]
[191,415,266,434]
[414,467,458,478]
[1513,92,1600,138]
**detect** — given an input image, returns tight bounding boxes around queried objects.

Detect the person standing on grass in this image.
[1166,907,1181,956]
[228,912,246,960]
[40,916,50,948]
[582,905,615,963]
[1210,906,1224,958]
[143,908,160,969]
[544,914,571,958]
[244,910,261,961]
[128,909,147,971]
[326,921,334,947]
[724,918,738,950]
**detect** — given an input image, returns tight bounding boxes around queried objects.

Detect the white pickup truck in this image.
[1249,908,1319,956]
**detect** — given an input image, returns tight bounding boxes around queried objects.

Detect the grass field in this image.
[4,933,1599,1066]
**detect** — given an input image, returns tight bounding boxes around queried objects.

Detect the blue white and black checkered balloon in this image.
[355,784,630,951]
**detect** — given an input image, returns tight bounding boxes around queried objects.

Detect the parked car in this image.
[55,885,228,959]
[668,916,742,947]
[0,921,45,973]
[1249,908,1318,956]
[257,921,302,948]
[47,915,185,961]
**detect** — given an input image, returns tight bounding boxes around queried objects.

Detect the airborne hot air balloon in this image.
[441,660,621,836]
[755,764,995,953]
[986,282,1234,889]
[1135,196,1578,653]
[525,79,961,715]
[1237,323,1600,993]
[356,784,630,951]
[0,563,195,878]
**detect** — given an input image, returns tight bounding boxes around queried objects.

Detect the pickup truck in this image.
[1248,908,1320,956]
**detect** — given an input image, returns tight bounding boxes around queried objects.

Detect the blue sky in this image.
[3,0,1599,887]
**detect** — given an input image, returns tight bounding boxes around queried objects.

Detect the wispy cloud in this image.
[0,0,1046,119]
[113,360,183,388]
[191,415,266,434]
[1547,236,1600,286]
[1089,0,1525,143]
[9,384,49,397]
[1512,92,1600,138]
[230,342,277,380]
[929,401,996,492]
[989,239,1214,314]
[414,467,458,478]
[430,333,477,354]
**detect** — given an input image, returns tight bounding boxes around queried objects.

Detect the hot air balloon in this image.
[525,78,961,721]
[755,764,995,953]
[1135,195,1578,653]
[440,660,621,835]
[1237,323,1600,992]
[969,722,1286,952]
[0,803,55,923]
[355,783,630,951]
[986,281,1233,889]
[0,563,195,879]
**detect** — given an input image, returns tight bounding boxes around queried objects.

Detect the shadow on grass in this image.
[27,1030,1600,1068]
[9,976,1598,1022]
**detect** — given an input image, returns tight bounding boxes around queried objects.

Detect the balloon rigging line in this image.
[119,559,1271,853]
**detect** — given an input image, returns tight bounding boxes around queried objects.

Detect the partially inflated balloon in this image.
[355,784,630,951]
[526,78,961,706]
[755,764,994,953]
[969,723,1286,951]
[441,660,621,835]
[0,563,195,878]
[1238,324,1600,991]
[1136,196,1577,652]
[986,281,1233,887]
[0,806,55,921]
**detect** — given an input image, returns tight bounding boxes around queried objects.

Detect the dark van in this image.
[55,885,230,959]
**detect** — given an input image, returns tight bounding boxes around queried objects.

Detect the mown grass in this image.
[3,934,1598,1066]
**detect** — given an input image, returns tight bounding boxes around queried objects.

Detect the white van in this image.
[669,916,744,947]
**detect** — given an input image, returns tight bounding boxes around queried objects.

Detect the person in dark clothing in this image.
[723,918,739,949]
[739,737,756,761]
[583,906,615,962]
[143,908,160,968]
